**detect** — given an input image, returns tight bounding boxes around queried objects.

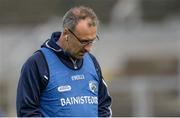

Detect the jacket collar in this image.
[41,32,83,70]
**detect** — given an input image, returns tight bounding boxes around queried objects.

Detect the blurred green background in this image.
[0,0,180,116]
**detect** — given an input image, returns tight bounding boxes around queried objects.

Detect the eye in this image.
[80,40,94,44]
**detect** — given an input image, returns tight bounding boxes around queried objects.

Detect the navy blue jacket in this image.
[16,32,112,117]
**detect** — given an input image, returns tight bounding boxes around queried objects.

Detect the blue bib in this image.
[39,48,99,117]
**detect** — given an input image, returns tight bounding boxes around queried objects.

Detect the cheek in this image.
[69,42,81,52]
[68,39,83,53]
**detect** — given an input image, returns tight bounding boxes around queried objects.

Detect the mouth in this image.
[80,52,85,55]
[80,51,87,55]
[76,52,86,58]
[78,53,85,57]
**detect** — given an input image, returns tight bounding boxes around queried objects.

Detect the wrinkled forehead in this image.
[78,18,96,28]
[75,19,97,34]
[75,19,97,39]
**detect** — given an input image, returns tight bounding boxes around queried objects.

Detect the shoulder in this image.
[88,53,98,63]
[23,50,45,69]
[88,53,101,68]
[21,50,49,79]
[88,53,103,79]
[20,50,49,90]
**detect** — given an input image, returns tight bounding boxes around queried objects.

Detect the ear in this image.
[62,28,68,39]
[65,35,68,41]
[62,28,69,41]
[63,27,69,35]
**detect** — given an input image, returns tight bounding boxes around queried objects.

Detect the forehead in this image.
[74,18,97,38]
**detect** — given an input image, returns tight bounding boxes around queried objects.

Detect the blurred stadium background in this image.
[0,0,180,117]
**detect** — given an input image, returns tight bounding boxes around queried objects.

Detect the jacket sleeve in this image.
[16,51,49,117]
[98,77,112,117]
[88,53,112,117]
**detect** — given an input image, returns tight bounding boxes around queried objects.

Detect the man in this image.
[16,6,112,117]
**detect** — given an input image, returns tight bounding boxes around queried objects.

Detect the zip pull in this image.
[74,65,78,69]
[70,57,78,69]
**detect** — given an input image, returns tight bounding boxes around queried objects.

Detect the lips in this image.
[76,51,86,58]
[79,53,84,56]
[79,51,86,55]
[78,52,86,57]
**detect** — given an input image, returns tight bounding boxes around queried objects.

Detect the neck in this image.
[57,35,66,50]
[57,36,71,57]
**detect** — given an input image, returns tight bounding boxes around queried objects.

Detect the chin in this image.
[76,55,84,59]
[73,53,85,59]
[76,54,85,59]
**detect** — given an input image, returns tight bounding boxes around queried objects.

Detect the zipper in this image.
[70,57,78,69]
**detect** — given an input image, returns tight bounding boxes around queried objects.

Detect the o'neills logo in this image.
[57,85,71,92]
[71,74,85,81]
[60,96,98,106]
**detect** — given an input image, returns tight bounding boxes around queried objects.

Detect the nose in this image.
[84,43,93,52]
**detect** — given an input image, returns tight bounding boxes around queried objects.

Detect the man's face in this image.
[65,18,98,59]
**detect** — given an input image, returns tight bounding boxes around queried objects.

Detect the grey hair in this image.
[62,6,99,31]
